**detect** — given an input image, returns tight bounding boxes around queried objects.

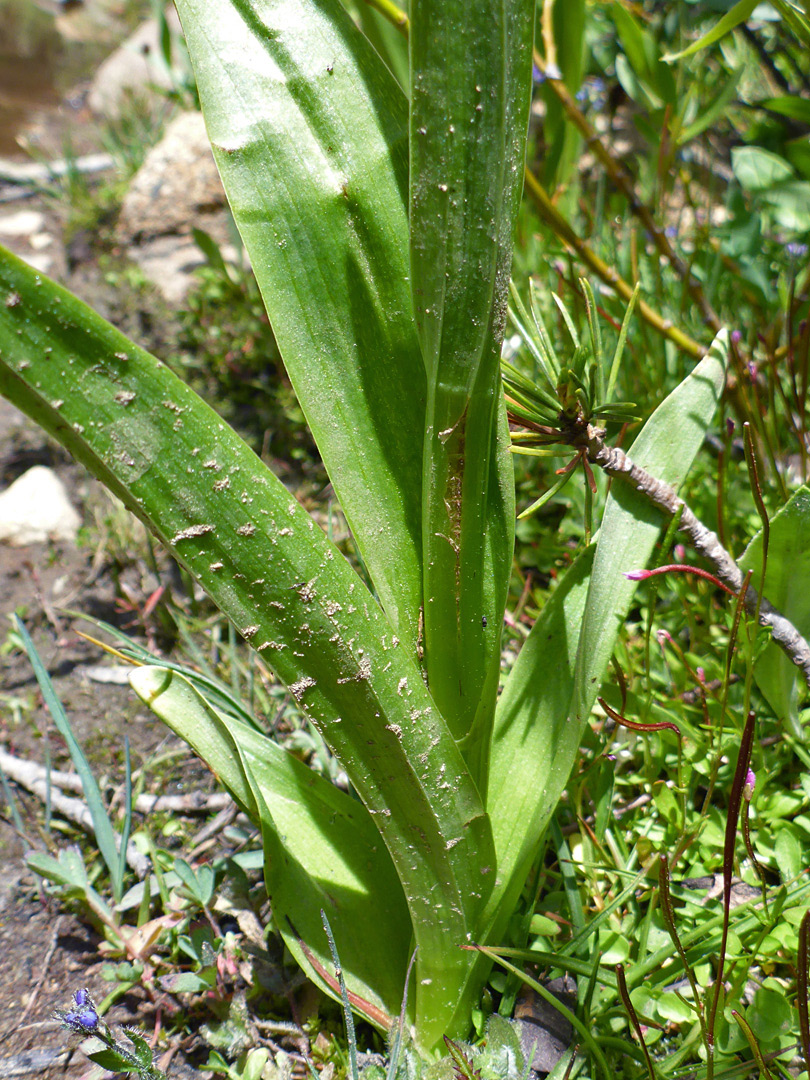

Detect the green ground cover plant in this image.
[2,0,810,1075]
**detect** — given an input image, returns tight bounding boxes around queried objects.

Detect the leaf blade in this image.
[569,330,729,740]
[176,0,425,655]
[130,665,410,1020]
[661,0,759,62]
[488,330,729,933]
[409,0,532,743]
[0,245,493,1052]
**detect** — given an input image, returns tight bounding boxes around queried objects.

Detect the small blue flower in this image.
[787,241,808,260]
[63,1007,99,1032]
[56,989,100,1034]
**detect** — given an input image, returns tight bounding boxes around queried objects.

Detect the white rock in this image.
[0,210,46,238]
[118,111,226,240]
[0,466,81,546]
[20,252,54,275]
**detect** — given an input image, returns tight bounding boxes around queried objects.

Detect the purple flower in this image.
[56,989,100,1033]
[786,242,808,260]
[731,329,742,344]
[624,569,649,581]
[66,1008,99,1031]
[743,767,756,801]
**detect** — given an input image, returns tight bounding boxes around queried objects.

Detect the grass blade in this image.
[115,737,133,905]
[14,615,124,899]
[322,909,360,1080]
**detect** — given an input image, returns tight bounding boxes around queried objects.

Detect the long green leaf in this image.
[175,0,425,658]
[409,0,532,744]
[0,245,493,1051]
[487,330,729,933]
[15,616,124,898]
[484,544,595,939]
[570,330,729,736]
[129,666,410,1021]
[539,0,587,188]
[661,0,759,62]
[739,484,810,738]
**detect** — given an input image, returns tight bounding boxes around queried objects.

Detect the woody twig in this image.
[577,423,810,686]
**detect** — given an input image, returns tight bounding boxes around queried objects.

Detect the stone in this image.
[118,110,236,300]
[514,976,577,1075]
[125,233,207,304]
[0,210,45,238]
[118,111,226,241]
[0,466,81,546]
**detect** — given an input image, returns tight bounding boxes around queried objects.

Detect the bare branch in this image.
[582,425,810,687]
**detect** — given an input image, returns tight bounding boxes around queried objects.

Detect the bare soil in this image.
[0,397,216,1078]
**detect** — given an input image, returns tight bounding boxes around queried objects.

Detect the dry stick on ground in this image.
[0,749,232,815]
[0,748,236,877]
[577,423,810,686]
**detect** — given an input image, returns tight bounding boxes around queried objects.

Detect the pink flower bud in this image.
[743,768,756,801]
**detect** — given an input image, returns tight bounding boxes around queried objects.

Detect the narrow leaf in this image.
[0,246,493,1052]
[130,664,410,1020]
[606,283,640,404]
[175,0,425,657]
[409,0,533,742]
[488,330,728,938]
[570,331,728,740]
[14,616,123,896]
[661,0,759,62]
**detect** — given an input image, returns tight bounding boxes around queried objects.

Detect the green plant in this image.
[1,0,797,1062]
[174,228,315,464]
[15,615,133,904]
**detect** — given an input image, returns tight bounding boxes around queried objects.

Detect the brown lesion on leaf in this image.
[438,407,467,606]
